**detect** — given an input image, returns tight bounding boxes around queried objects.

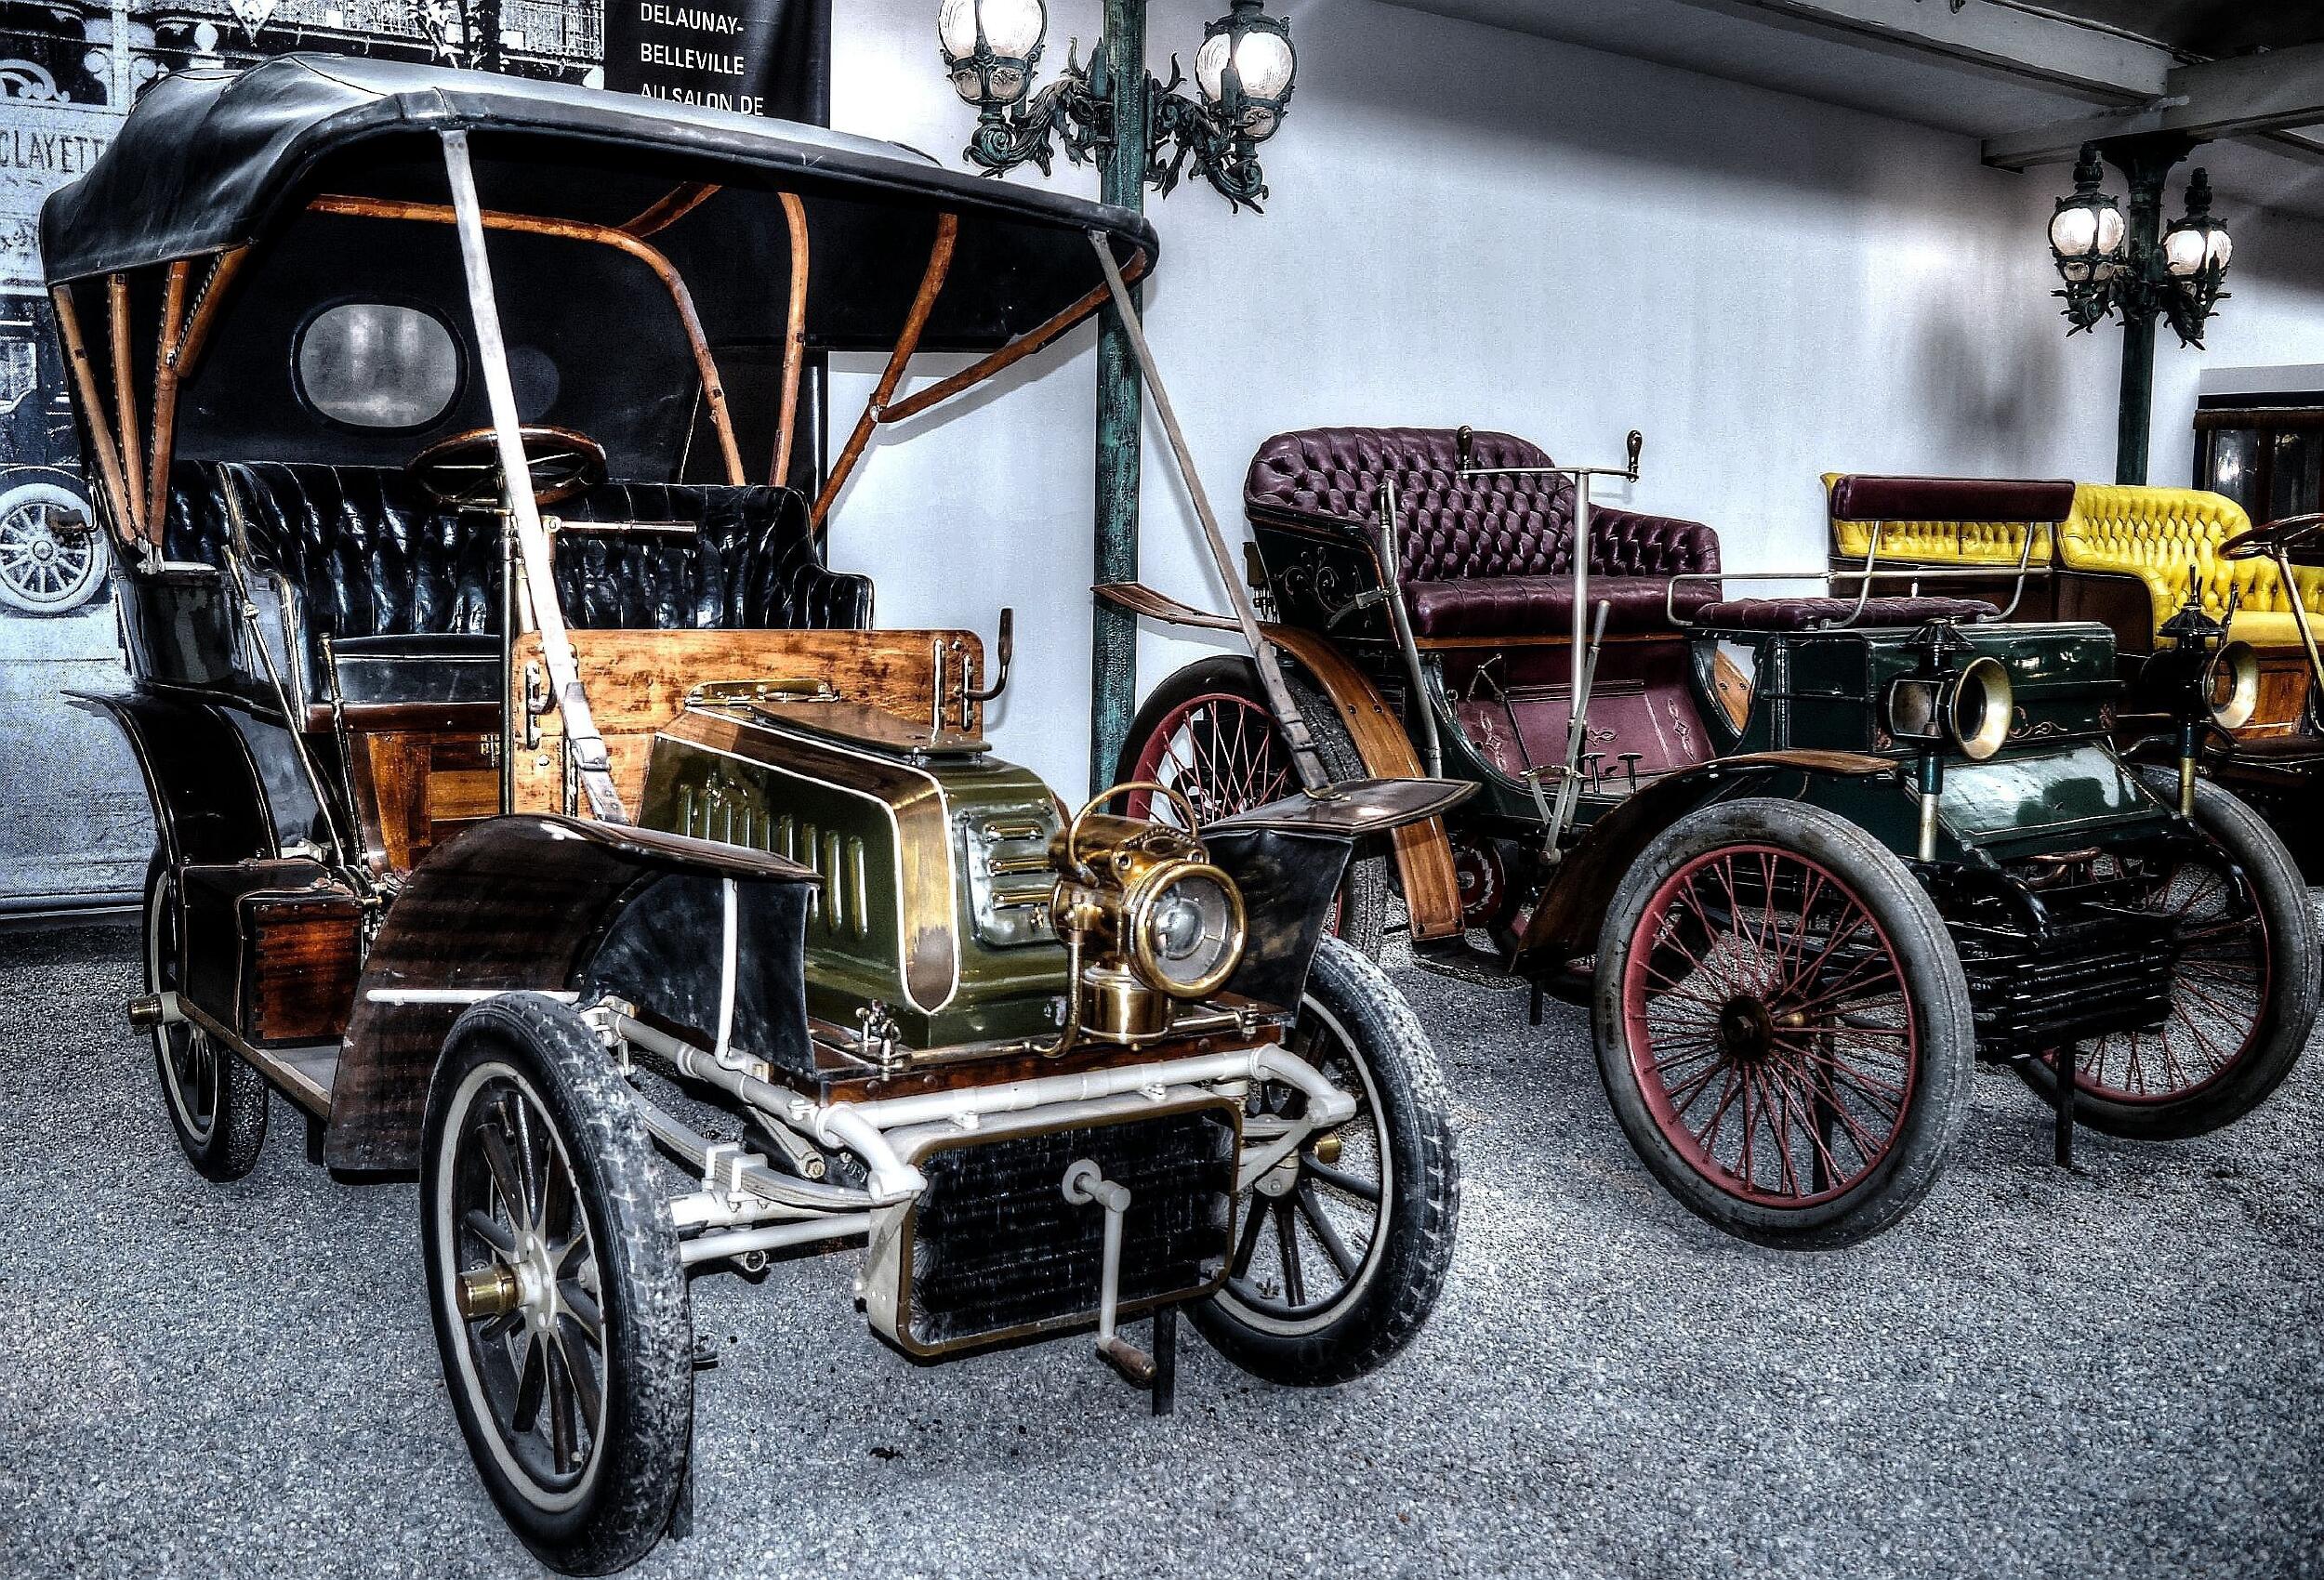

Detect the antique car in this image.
[0,286,102,614]
[1108,429,2318,1248]
[46,58,1465,1574]
[1821,475,2324,864]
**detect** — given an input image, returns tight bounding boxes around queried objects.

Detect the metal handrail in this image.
[1663,516,2050,629]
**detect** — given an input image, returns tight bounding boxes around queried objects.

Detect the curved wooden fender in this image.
[1261,625,1463,941]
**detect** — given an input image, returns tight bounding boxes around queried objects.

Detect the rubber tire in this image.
[1117,654,1393,958]
[142,855,269,1182]
[1592,798,1976,1250]
[2013,767,2321,1139]
[1193,936,1459,1384]
[421,994,693,1575]
[0,481,103,614]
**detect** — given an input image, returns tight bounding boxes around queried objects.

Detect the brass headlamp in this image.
[1048,782,1247,1044]
[2142,636,2258,731]
[1885,653,2014,762]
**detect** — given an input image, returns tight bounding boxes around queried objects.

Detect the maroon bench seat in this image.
[1695,594,1998,631]
[1245,427,1720,639]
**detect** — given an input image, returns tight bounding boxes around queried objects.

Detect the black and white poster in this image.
[0,0,827,908]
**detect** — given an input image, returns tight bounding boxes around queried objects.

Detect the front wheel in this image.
[1194,936,1459,1384]
[2014,769,2320,1139]
[422,994,693,1575]
[1592,798,1975,1249]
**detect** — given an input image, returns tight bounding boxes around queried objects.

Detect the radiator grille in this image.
[901,1103,1237,1353]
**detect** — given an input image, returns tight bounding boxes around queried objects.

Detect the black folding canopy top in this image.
[39,53,1156,351]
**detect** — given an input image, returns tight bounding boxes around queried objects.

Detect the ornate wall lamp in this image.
[2045,138,2233,483]
[938,0,1298,209]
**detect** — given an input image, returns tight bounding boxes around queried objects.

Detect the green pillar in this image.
[1089,0,1148,796]
[2103,137,2190,489]
[2115,162,2164,487]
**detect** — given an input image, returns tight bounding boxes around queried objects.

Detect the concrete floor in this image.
[1,920,2317,1579]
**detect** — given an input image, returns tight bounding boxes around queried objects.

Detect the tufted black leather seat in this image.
[1244,427,1722,638]
[161,460,873,693]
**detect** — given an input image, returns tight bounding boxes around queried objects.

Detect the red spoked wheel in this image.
[1593,799,1974,1248]
[2016,769,2318,1139]
[1621,846,1919,1206]
[1122,687,1297,827]
[1116,655,1393,957]
[2077,855,2265,1105]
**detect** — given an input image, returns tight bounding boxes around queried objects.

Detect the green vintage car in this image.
[1114,439,2319,1249]
[55,59,1467,1574]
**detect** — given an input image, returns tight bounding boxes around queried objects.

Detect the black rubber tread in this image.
[1591,798,1976,1250]
[142,855,268,1183]
[1116,654,1394,959]
[1193,936,1460,1384]
[421,994,693,1575]
[2013,768,2321,1139]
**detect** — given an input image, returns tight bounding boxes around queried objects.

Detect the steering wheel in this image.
[407,425,607,509]
[2221,511,2324,567]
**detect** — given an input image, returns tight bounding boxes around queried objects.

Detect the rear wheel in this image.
[1593,799,1974,1249]
[422,994,693,1575]
[142,855,268,1181]
[1118,655,1393,957]
[2014,769,2319,1139]
[1195,937,1459,1384]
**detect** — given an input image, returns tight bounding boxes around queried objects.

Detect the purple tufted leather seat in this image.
[1243,427,1722,639]
[1694,594,1997,631]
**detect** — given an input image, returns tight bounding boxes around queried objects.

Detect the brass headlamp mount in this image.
[1044,781,1248,1049]
[2144,570,2256,813]
[1885,621,2014,861]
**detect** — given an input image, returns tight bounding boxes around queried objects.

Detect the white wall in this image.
[824,0,2324,797]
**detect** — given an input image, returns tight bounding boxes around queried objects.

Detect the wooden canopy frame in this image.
[51,179,1147,555]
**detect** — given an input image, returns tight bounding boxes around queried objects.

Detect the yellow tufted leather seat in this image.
[1826,473,2054,566]
[1825,476,2324,650]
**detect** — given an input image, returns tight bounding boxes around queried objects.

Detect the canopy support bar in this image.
[1085,232,1332,797]
[772,192,810,487]
[107,275,146,543]
[442,130,626,824]
[50,285,135,555]
[136,247,250,553]
[311,192,746,487]
[145,261,189,535]
[813,213,958,527]
[880,251,1150,428]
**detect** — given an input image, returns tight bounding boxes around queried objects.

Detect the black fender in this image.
[63,688,274,866]
[1514,749,1895,968]
[1203,775,1474,1010]
[331,813,818,1171]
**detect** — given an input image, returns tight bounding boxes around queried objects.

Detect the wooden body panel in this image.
[1261,624,1463,941]
[511,626,984,816]
[178,859,362,1049]
[350,730,501,871]
[244,887,363,1044]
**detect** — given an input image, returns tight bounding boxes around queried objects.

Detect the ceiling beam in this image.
[1984,41,2324,169]
[1668,0,2169,99]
